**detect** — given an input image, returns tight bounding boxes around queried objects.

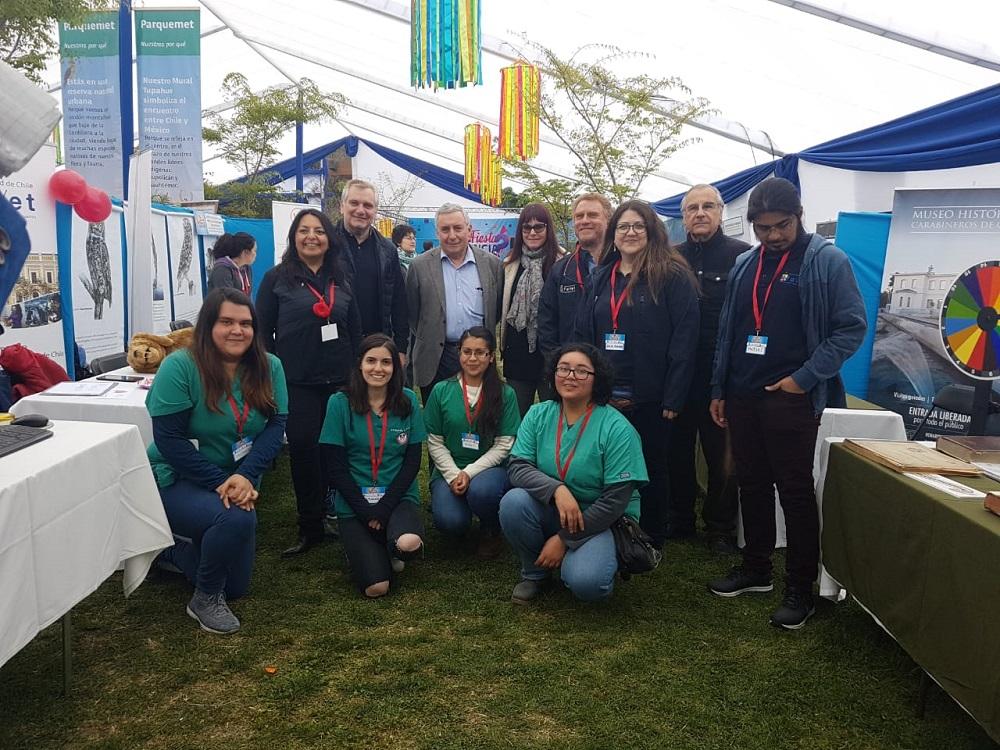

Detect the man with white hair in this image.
[405,203,503,401]
[668,184,750,553]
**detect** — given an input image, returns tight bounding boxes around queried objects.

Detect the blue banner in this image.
[407,215,518,258]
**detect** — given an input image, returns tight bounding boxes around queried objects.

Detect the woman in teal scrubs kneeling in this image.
[499,343,648,603]
[320,334,426,597]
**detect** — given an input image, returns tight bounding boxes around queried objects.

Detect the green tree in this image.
[503,168,577,248]
[202,73,344,216]
[1,0,111,82]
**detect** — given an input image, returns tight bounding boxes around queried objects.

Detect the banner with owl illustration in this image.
[68,207,126,362]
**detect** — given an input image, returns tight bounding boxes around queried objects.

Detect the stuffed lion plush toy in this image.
[127,326,194,373]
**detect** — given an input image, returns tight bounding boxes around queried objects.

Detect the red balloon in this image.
[48,169,88,204]
[74,186,112,223]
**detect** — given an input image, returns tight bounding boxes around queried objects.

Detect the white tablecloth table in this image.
[0,421,173,670]
[736,407,907,599]
[11,366,154,447]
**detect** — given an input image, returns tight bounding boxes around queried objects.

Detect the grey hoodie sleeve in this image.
[507,457,563,503]
[558,481,635,549]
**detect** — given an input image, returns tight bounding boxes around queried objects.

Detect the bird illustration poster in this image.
[165,213,203,324]
[151,210,171,333]
[70,207,125,361]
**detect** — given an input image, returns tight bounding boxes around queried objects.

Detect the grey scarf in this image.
[506,248,546,353]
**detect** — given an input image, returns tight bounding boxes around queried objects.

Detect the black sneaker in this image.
[708,566,773,597]
[770,589,816,630]
[707,536,739,555]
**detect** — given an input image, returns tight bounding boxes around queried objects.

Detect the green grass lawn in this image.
[1,454,995,750]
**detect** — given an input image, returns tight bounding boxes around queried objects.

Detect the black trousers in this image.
[624,402,673,548]
[420,342,461,403]
[286,381,342,540]
[727,390,821,591]
[338,501,425,592]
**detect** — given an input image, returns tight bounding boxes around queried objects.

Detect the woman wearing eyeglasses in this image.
[499,343,648,603]
[423,326,521,558]
[501,203,565,416]
[573,199,700,549]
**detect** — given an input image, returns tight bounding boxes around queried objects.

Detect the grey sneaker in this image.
[186,589,240,634]
[770,589,816,630]
[511,578,546,605]
[708,566,773,597]
[390,557,405,573]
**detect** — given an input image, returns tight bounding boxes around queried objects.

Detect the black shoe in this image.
[707,536,739,555]
[708,566,773,597]
[770,589,816,630]
[281,536,322,558]
[323,514,340,539]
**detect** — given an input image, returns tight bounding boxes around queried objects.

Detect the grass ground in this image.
[1,454,995,750]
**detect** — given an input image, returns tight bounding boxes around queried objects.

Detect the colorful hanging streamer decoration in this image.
[411,0,482,90]
[464,123,502,207]
[376,217,395,238]
[499,61,541,160]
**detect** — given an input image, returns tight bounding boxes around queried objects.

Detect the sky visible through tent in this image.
[44,0,1000,201]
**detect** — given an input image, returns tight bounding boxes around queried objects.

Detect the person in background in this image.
[668,185,750,553]
[336,180,410,358]
[501,203,564,416]
[422,240,434,253]
[320,334,425,597]
[406,203,503,402]
[393,224,417,274]
[538,193,612,359]
[256,208,362,558]
[424,326,520,558]
[208,232,256,295]
[573,199,700,549]
[707,177,866,630]
[499,343,647,604]
[147,287,288,634]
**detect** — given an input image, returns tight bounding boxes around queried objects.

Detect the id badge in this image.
[745,334,768,356]
[362,486,386,504]
[321,323,339,342]
[232,437,253,461]
[460,432,480,450]
[604,332,626,351]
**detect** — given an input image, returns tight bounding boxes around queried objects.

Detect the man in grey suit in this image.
[406,203,503,402]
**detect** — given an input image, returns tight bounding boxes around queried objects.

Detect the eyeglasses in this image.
[523,223,548,234]
[555,365,595,380]
[460,348,491,359]
[682,202,720,214]
[615,222,646,235]
[753,217,796,235]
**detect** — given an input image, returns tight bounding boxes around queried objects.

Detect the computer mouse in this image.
[10,413,51,428]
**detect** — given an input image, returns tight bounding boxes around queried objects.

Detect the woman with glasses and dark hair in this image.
[208,232,257,295]
[424,326,521,558]
[498,343,647,604]
[256,208,363,558]
[320,334,426,598]
[501,203,565,416]
[573,199,700,549]
[147,288,288,634]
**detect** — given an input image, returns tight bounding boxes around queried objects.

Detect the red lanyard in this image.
[365,409,388,485]
[305,280,335,320]
[609,260,628,331]
[751,246,791,334]
[461,376,483,430]
[239,268,251,296]
[554,404,595,481]
[227,395,250,438]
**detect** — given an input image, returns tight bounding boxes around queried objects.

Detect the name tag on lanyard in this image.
[460,432,480,450]
[321,323,339,342]
[604,332,626,351]
[362,486,386,504]
[745,334,768,356]
[232,436,253,461]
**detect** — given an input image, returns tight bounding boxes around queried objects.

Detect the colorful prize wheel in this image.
[940,260,1000,379]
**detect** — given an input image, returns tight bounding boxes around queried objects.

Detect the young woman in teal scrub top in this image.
[320,334,426,597]
[498,343,648,603]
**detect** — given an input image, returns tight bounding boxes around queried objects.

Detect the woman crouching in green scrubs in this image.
[320,334,426,597]
[499,343,648,603]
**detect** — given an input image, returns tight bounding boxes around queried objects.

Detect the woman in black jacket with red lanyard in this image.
[573,199,700,548]
[256,209,362,557]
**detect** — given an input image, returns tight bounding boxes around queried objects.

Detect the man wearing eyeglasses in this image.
[669,185,750,554]
[538,193,613,357]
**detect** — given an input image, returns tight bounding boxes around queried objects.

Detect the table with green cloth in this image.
[822,443,1000,743]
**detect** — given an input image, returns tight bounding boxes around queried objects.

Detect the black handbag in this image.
[610,515,662,580]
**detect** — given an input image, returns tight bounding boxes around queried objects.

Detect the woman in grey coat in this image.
[208,232,256,295]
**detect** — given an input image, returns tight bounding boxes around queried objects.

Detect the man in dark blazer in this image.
[406,203,502,402]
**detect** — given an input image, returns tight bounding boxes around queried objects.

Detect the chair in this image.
[89,352,128,375]
[169,319,193,331]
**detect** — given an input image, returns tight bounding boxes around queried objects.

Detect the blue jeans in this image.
[431,466,508,534]
[498,488,618,602]
[158,479,257,599]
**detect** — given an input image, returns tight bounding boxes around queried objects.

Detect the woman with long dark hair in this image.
[424,326,521,558]
[147,287,288,633]
[573,199,700,549]
[320,334,426,597]
[208,232,256,295]
[501,202,564,416]
[256,208,363,558]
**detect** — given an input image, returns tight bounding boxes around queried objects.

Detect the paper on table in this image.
[972,462,1000,482]
[41,381,117,397]
[902,472,986,499]
[101,387,135,400]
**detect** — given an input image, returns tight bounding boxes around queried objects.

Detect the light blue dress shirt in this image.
[441,248,485,342]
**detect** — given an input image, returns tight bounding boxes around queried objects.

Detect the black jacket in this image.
[256,260,362,386]
[538,251,592,358]
[337,222,409,354]
[572,248,700,412]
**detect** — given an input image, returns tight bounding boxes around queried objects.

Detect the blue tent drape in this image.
[654,82,1000,217]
